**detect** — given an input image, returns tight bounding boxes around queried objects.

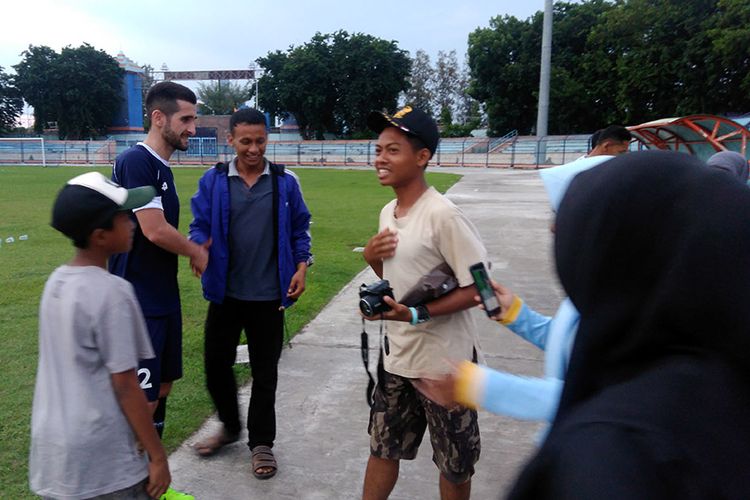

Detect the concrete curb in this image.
[168,168,561,499]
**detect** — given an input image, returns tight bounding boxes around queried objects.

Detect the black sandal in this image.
[251,445,277,479]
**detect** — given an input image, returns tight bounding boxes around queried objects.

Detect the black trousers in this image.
[204,297,283,449]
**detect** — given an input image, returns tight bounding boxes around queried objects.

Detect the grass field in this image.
[0,165,460,498]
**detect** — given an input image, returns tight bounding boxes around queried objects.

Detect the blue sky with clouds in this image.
[1,0,543,72]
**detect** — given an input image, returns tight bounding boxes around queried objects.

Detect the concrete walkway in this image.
[168,168,564,499]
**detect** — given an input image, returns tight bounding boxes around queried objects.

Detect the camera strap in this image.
[360,317,385,408]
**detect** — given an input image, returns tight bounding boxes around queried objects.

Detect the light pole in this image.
[249,62,260,110]
[536,0,553,138]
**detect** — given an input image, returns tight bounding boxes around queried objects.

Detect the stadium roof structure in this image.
[627,114,750,161]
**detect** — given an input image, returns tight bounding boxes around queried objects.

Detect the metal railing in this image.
[0,134,596,169]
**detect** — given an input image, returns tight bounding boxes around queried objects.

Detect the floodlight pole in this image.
[250,62,261,111]
[536,0,553,137]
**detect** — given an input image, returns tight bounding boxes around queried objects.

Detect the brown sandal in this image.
[194,430,239,457]
[251,445,277,479]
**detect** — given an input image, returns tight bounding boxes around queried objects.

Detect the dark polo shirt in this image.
[225,159,281,301]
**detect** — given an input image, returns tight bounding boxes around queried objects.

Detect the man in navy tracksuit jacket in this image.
[188,108,312,479]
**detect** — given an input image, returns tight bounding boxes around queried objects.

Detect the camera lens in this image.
[359,298,374,316]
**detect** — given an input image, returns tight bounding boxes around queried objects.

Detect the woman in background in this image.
[508,151,750,499]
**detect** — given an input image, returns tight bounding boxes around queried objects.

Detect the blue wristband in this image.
[409,307,418,325]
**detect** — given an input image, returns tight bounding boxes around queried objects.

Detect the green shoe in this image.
[160,487,195,500]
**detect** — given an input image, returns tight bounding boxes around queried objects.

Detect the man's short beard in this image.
[162,122,188,152]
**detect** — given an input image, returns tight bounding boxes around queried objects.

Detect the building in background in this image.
[108,52,145,142]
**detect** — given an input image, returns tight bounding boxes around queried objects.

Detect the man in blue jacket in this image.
[188,108,312,480]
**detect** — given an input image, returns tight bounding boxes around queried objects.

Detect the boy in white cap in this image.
[30,172,170,500]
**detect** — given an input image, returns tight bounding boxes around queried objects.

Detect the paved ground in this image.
[168,167,565,499]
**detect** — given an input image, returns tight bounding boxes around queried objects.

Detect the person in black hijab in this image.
[507,150,750,499]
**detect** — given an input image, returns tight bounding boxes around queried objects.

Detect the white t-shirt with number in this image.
[30,265,155,500]
[379,187,488,378]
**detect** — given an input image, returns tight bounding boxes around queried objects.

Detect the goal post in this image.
[0,137,46,167]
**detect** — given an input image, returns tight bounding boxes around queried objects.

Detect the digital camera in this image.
[359,279,394,316]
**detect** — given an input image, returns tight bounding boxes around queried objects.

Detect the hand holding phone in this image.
[469,262,502,317]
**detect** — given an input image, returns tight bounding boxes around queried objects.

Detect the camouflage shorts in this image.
[368,370,481,484]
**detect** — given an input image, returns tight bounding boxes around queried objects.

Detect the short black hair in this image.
[589,129,602,150]
[145,81,197,118]
[71,213,115,249]
[229,108,267,133]
[597,125,632,145]
[405,134,429,156]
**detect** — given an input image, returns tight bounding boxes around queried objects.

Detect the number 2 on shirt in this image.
[137,368,153,389]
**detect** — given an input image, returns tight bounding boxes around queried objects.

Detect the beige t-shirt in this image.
[379,187,488,378]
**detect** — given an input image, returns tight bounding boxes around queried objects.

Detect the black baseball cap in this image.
[367,106,440,158]
[51,172,155,243]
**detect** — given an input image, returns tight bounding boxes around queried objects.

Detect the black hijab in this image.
[507,150,750,499]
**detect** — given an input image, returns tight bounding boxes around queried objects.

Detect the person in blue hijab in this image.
[415,154,614,422]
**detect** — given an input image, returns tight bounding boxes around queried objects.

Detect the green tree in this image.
[440,103,482,138]
[140,64,155,129]
[332,32,412,137]
[434,50,461,117]
[405,49,435,115]
[468,14,542,135]
[455,60,482,127]
[141,64,155,99]
[258,37,336,139]
[12,45,58,134]
[14,44,124,139]
[254,50,293,130]
[703,0,750,112]
[0,67,23,134]
[586,0,720,124]
[547,0,618,131]
[469,1,619,135]
[468,0,750,135]
[197,80,254,115]
[258,31,410,139]
[439,105,453,129]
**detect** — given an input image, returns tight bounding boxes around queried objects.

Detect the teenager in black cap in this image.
[508,151,750,499]
[361,106,489,500]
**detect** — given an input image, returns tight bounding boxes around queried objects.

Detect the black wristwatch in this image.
[415,305,431,324]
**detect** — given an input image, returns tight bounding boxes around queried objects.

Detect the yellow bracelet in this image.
[499,295,523,325]
[454,361,482,409]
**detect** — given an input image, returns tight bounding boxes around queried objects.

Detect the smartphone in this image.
[469,262,502,317]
